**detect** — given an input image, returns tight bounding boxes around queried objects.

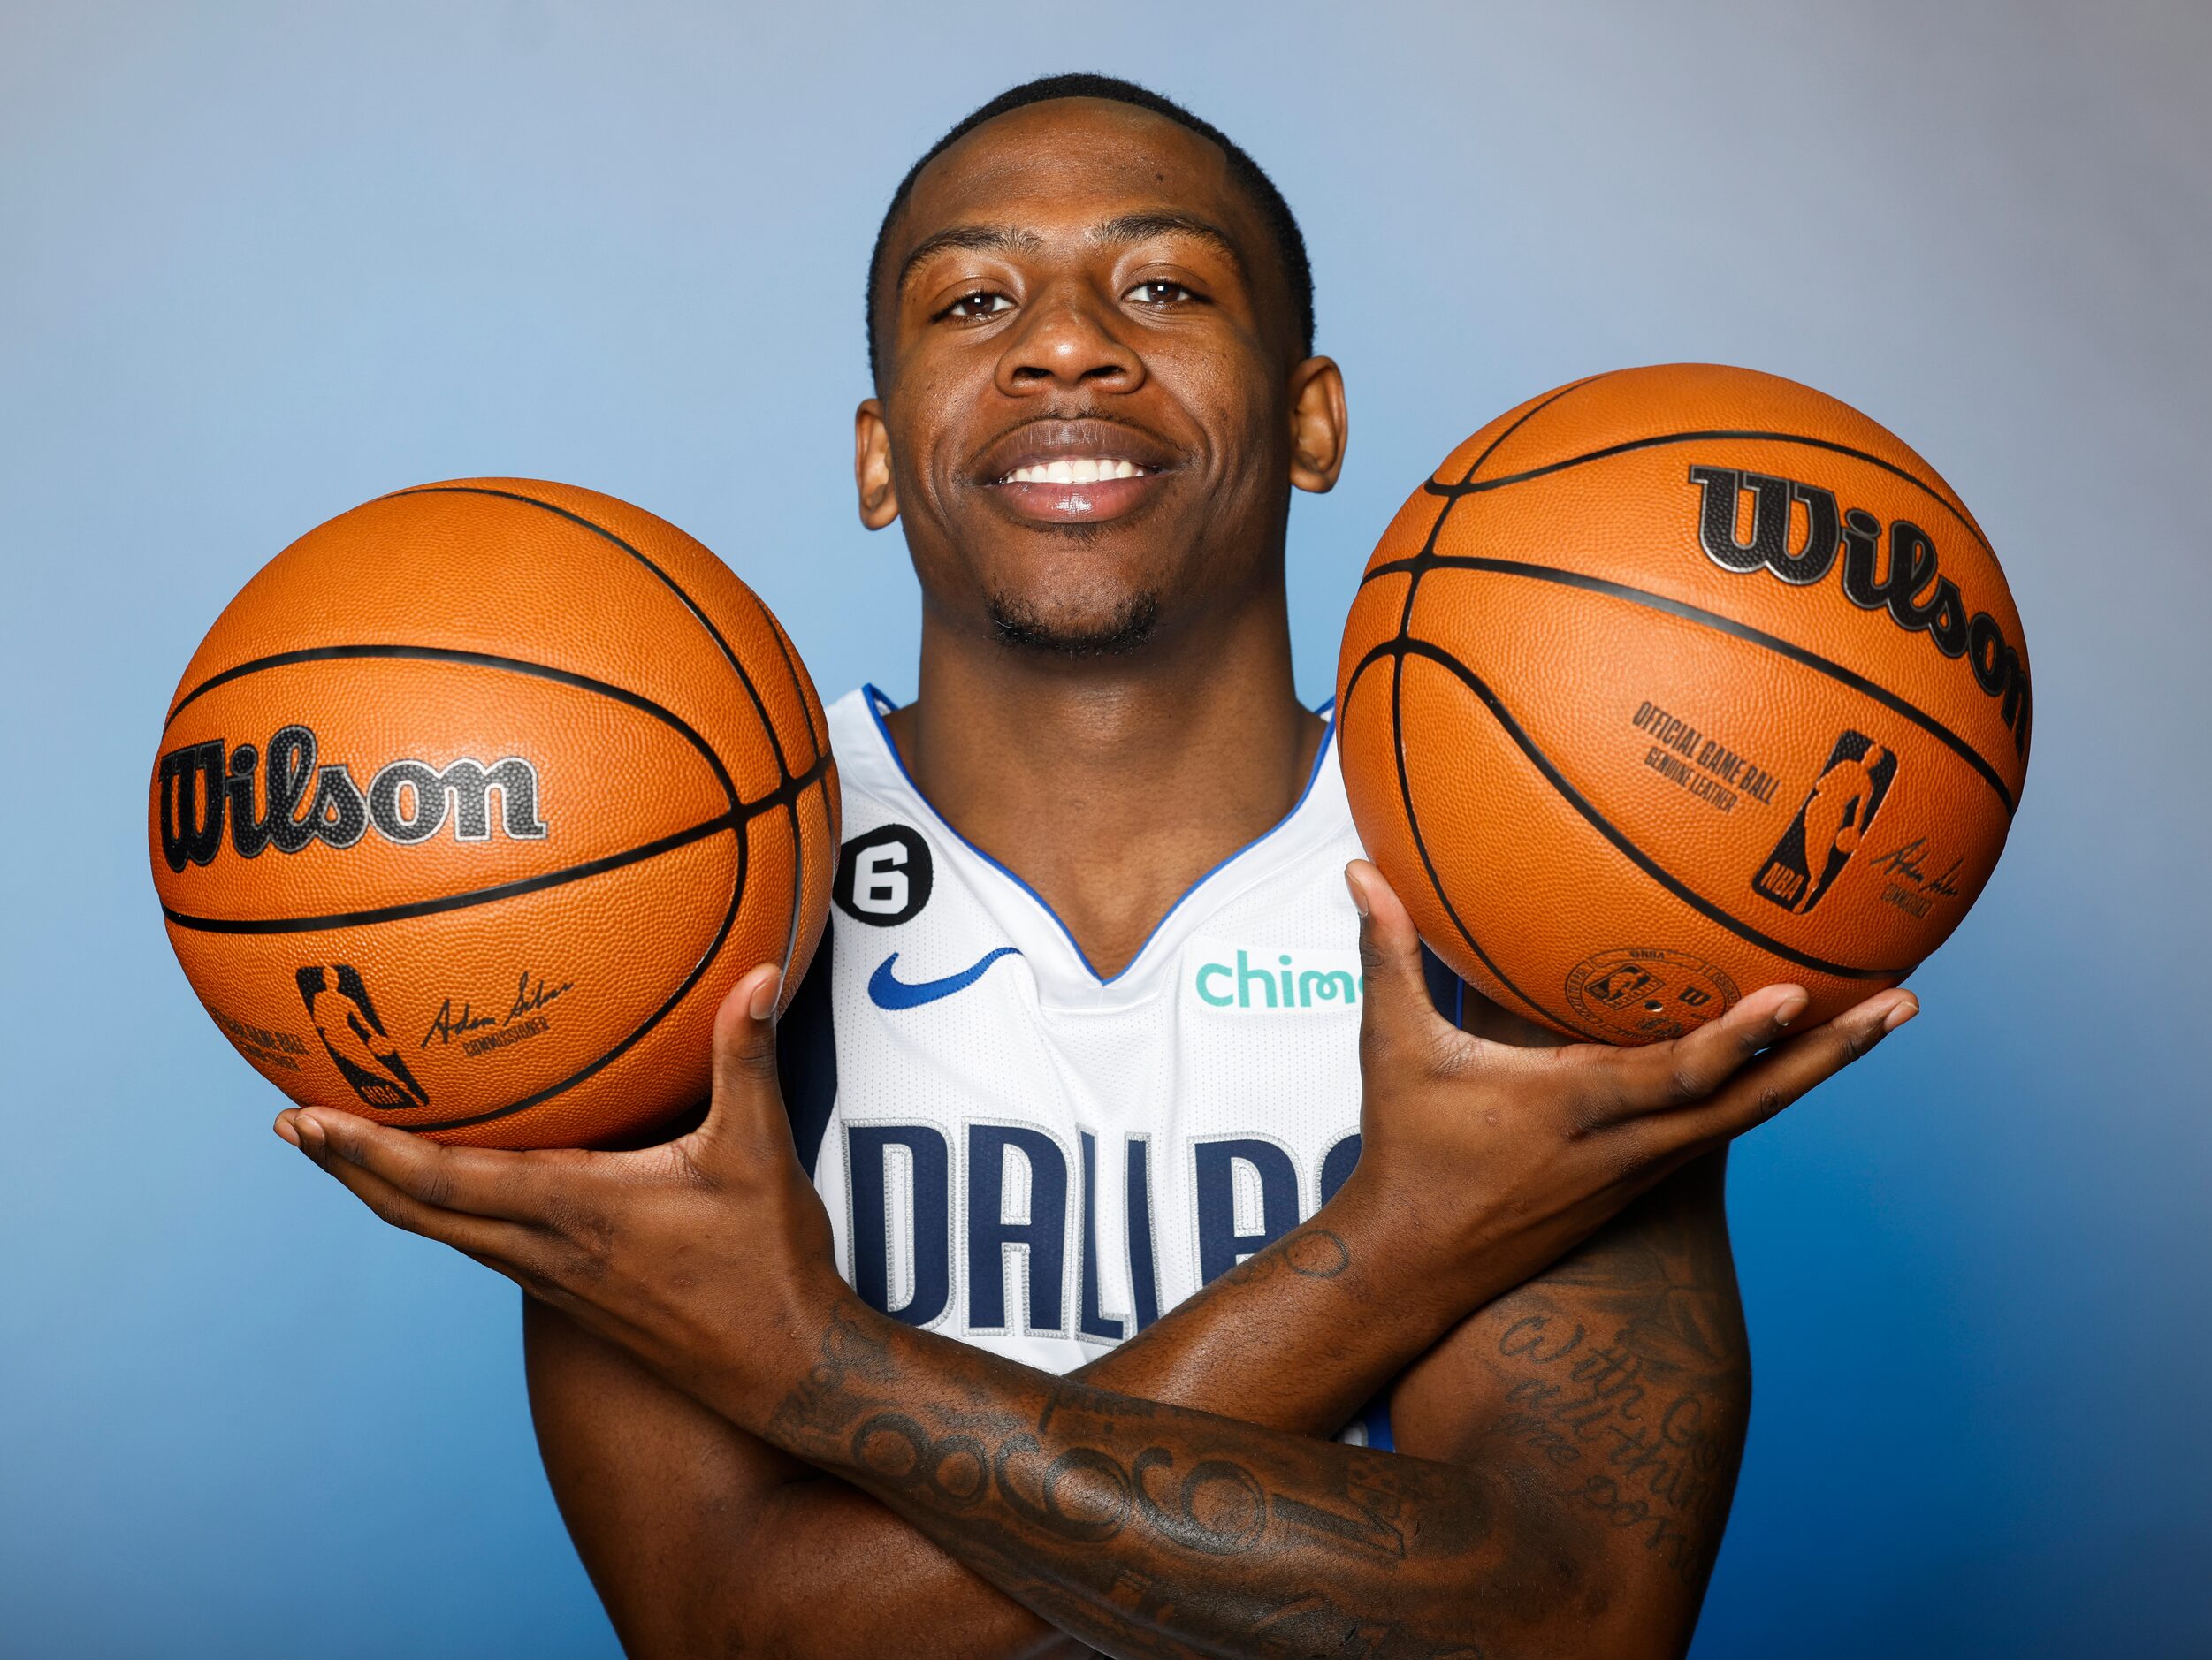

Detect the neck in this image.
[883,581,1323,979]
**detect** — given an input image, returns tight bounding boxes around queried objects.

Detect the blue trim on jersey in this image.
[1418,945,1462,1028]
[866,947,1021,1010]
[1358,1392,1395,1452]
[777,928,838,1179]
[861,685,1341,986]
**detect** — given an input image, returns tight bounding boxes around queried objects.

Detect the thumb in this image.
[695,963,790,1166]
[1347,860,1454,1067]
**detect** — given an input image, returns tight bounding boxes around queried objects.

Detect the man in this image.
[278,74,1916,1656]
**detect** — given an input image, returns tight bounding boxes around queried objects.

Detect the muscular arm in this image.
[525,1172,1527,1659]
[1392,1153,1748,1645]
[485,885,1893,1657]
[525,940,1519,1658]
[526,1294,1079,1660]
[736,1178,1737,1660]
[528,1155,1746,1660]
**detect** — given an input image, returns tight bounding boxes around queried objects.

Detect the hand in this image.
[1339,859,1917,1302]
[273,964,837,1428]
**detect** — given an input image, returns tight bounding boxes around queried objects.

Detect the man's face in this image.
[858,97,1343,658]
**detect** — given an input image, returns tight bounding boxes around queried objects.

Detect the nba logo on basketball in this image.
[294,963,431,1110]
[1752,732,1899,914]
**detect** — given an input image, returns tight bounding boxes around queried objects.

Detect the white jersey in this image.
[780,688,1459,1449]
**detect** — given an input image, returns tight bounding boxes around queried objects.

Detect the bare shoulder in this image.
[1389,1151,1751,1628]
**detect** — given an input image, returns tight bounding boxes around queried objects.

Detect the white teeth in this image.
[1000,459,1150,484]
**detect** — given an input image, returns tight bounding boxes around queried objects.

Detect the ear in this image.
[854,399,901,529]
[1286,356,1348,494]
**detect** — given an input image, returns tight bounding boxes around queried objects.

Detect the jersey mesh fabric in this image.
[784,688,1421,1447]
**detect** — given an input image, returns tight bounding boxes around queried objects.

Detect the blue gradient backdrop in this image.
[4,4,2207,1655]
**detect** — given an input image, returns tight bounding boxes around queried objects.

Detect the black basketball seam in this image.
[1378,375,1613,1040]
[761,605,831,758]
[175,490,820,1135]
[388,852,751,1136]
[160,638,778,1125]
[408,486,829,1129]
[163,810,740,934]
[159,757,830,938]
[1416,426,1991,557]
[1406,375,1610,575]
[176,759,848,1135]
[755,605,830,991]
[1362,554,2017,817]
[1348,650,1588,1039]
[382,484,802,782]
[1356,636,1909,981]
[396,484,833,1012]
[164,643,747,811]
[160,632,823,1128]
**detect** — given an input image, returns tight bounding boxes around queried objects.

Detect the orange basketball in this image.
[149,479,837,1146]
[1338,364,2030,1043]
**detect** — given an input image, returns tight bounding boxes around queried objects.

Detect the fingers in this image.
[281,1110,548,1270]
[277,1107,556,1223]
[1346,861,1461,1067]
[692,963,794,1169]
[1648,986,1919,1151]
[1598,983,1812,1118]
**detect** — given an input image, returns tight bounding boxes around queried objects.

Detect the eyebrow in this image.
[895,225,1046,295]
[1088,211,1247,277]
[894,211,1249,297]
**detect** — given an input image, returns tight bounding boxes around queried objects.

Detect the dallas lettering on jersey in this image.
[842,1121,1363,1340]
[809,687,1377,1385]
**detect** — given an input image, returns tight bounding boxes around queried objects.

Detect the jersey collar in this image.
[844,683,1346,1007]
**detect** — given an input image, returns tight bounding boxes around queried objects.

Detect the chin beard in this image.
[988,590,1161,659]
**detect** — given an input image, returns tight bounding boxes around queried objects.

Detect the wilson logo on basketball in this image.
[1687,465,2032,758]
[156,724,548,872]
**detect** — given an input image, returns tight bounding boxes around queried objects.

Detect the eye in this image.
[942,289,1014,321]
[1125,278,1197,307]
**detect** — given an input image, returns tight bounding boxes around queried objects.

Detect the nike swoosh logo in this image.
[867,948,1021,1011]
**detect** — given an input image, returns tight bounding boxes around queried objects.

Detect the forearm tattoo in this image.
[767,1236,1533,1658]
[764,1185,1749,1659]
[1464,1172,1751,1597]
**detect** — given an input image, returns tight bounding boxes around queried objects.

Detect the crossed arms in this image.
[279,866,1913,1657]
[530,1154,1748,1660]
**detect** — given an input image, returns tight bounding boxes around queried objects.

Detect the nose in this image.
[995,280,1143,398]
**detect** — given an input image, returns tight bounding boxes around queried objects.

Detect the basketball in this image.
[149,480,837,1146]
[1337,364,2030,1043]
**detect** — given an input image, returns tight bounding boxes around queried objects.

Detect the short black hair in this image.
[865,72,1314,381]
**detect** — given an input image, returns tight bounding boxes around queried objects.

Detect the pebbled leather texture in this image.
[1337,364,2029,1043]
[149,477,838,1146]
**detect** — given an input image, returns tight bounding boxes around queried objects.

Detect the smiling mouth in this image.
[973,418,1180,525]
[984,462,1167,525]
[996,457,1154,485]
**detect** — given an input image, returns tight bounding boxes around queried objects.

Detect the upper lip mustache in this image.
[971,419,1181,485]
